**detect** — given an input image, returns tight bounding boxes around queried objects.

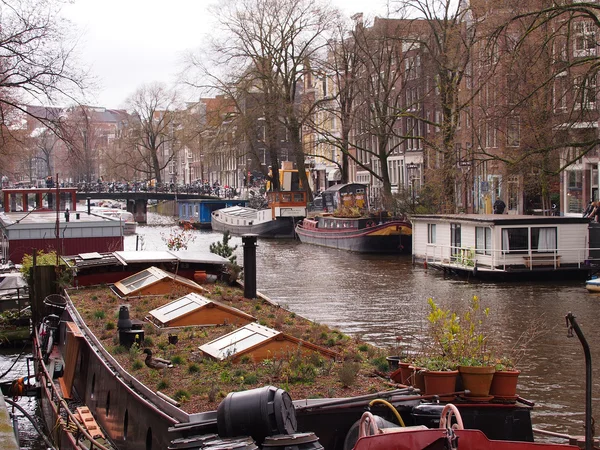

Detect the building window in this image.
[476,227,491,255]
[574,21,596,57]
[428,224,436,244]
[575,74,597,110]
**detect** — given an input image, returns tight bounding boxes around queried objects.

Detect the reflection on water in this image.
[3,212,599,447]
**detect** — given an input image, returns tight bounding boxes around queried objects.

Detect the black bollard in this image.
[64,208,70,222]
[242,234,258,299]
[87,197,91,215]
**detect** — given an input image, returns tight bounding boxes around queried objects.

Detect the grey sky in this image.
[62,0,386,109]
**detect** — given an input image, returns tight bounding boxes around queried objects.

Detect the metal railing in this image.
[423,244,595,271]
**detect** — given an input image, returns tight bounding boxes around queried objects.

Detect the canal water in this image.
[2,212,599,447]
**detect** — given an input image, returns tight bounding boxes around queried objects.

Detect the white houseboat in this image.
[411,214,596,279]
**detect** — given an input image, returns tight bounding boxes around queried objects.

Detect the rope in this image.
[3,396,57,450]
[0,342,29,380]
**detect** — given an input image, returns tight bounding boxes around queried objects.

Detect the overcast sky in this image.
[61,0,387,110]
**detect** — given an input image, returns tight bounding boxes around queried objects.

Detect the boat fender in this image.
[424,261,428,269]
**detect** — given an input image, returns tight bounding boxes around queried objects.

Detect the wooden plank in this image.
[65,321,83,338]
[76,406,105,439]
[57,377,71,399]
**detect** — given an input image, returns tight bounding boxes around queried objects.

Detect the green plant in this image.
[174,390,190,402]
[157,380,169,390]
[132,360,143,370]
[210,231,243,283]
[425,296,494,367]
[188,363,200,373]
[339,360,361,387]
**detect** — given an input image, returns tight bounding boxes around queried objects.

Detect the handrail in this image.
[423,243,594,271]
[33,326,110,450]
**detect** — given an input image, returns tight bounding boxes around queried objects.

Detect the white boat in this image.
[91,207,137,235]
[585,277,600,292]
[211,191,307,238]
[412,214,595,280]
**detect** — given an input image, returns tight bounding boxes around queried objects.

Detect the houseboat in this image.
[411,214,596,280]
[178,199,248,229]
[0,187,124,264]
[30,272,542,450]
[296,183,412,253]
[211,191,307,238]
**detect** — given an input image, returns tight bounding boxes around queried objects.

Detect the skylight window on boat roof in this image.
[149,292,210,326]
[199,323,280,360]
[116,266,166,295]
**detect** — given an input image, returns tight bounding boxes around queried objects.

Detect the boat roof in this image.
[216,206,259,218]
[0,211,116,227]
[322,183,367,193]
[412,214,590,225]
[62,250,227,269]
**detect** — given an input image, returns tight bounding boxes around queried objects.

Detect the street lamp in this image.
[406,163,418,212]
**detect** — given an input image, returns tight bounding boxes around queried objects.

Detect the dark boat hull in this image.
[296,220,412,253]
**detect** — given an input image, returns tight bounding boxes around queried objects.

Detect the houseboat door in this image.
[451,223,461,261]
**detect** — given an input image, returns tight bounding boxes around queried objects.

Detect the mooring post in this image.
[242,234,258,299]
[566,312,593,450]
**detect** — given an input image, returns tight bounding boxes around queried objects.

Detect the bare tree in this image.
[122,83,181,184]
[190,0,337,198]
[0,0,87,125]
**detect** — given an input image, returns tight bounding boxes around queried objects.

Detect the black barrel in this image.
[217,386,297,443]
[262,433,323,450]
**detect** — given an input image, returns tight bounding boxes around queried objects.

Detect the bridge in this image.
[75,191,219,224]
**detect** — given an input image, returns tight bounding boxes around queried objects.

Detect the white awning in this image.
[327,168,341,181]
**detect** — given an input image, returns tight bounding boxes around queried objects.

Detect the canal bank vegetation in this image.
[69,282,396,413]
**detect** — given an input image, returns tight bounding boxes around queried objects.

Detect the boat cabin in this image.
[320,183,368,213]
[412,214,593,279]
[266,191,307,219]
[2,187,78,213]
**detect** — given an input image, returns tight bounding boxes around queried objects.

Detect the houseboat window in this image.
[293,192,304,202]
[501,228,528,253]
[476,227,491,255]
[427,224,436,243]
[451,223,461,255]
[531,227,557,252]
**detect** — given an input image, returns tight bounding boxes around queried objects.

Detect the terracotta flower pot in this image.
[408,366,426,392]
[423,370,458,401]
[390,362,412,384]
[490,370,521,400]
[458,365,496,399]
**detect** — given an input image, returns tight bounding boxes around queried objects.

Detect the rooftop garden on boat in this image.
[66,280,396,413]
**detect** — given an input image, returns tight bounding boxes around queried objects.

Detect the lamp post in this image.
[406,163,418,213]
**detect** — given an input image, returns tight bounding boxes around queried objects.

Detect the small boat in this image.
[585,277,600,292]
[211,191,307,238]
[91,207,137,235]
[295,183,412,253]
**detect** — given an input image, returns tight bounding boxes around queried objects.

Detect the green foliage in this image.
[20,250,72,288]
[171,355,183,365]
[425,296,492,366]
[243,373,258,384]
[174,390,190,402]
[210,231,243,283]
[188,363,200,373]
[372,356,389,372]
[105,322,115,331]
[358,344,369,352]
[157,380,169,390]
[132,360,143,370]
[93,310,106,320]
[339,360,361,387]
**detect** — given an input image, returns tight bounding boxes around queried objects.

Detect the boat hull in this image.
[212,214,296,238]
[296,220,412,254]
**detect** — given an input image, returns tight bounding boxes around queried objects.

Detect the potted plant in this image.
[416,355,459,401]
[490,357,520,400]
[425,296,496,400]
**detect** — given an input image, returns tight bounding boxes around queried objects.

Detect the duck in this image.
[142,349,173,369]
